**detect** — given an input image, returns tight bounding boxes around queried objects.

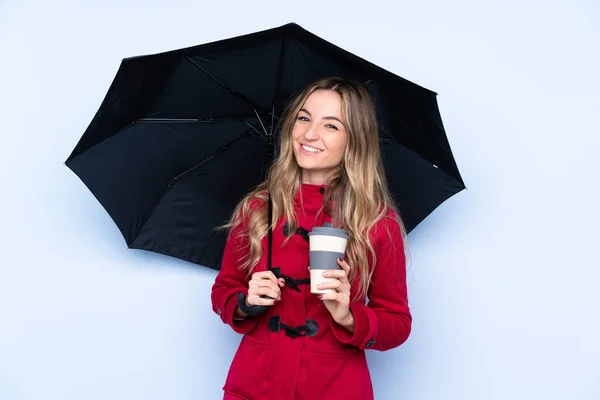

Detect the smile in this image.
[301,144,322,153]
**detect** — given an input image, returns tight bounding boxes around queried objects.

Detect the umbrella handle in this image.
[237,292,270,316]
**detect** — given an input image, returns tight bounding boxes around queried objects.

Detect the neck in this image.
[301,169,337,186]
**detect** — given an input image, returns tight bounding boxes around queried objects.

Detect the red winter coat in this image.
[211,184,411,400]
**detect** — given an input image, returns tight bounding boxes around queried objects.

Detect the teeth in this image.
[302,144,321,153]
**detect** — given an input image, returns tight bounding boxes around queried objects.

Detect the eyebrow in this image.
[299,108,345,127]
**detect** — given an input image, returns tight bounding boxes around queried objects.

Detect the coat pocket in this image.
[307,349,372,400]
[223,335,270,399]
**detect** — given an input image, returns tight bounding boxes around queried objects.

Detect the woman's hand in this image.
[246,270,285,306]
[317,258,355,331]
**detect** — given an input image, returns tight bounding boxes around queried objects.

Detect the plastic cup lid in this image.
[308,227,349,239]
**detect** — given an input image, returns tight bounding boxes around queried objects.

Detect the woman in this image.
[211,77,412,400]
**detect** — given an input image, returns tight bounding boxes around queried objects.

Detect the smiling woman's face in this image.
[291,89,349,184]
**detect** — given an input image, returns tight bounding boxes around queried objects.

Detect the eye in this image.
[297,116,309,122]
[326,124,339,130]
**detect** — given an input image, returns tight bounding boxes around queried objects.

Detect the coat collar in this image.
[295,183,327,217]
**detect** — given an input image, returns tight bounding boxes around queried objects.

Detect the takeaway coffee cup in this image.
[308,227,349,294]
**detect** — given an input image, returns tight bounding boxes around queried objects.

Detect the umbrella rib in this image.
[382,141,466,189]
[253,108,269,138]
[183,55,269,136]
[109,116,264,140]
[138,116,265,138]
[270,32,288,136]
[244,119,266,138]
[134,128,257,244]
[378,135,396,145]
[137,117,248,123]
[169,128,255,186]
[377,131,463,187]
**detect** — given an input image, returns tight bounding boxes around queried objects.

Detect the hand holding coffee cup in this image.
[308,227,349,294]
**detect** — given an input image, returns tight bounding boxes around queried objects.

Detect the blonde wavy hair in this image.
[223,77,406,300]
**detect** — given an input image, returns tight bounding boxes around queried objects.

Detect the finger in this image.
[250,273,278,288]
[253,270,279,285]
[247,295,276,306]
[254,286,281,300]
[249,292,278,303]
[256,296,277,306]
[247,288,279,304]
[255,280,282,296]
[249,283,281,298]
[318,292,337,301]
[337,258,351,273]
[317,280,342,290]
[322,270,347,280]
[278,278,286,287]
[318,292,342,302]
[319,292,349,304]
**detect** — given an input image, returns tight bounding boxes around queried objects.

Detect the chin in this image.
[295,158,314,170]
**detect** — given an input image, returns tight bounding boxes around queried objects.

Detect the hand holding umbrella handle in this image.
[237,292,271,316]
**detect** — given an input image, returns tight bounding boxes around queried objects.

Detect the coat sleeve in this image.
[211,210,260,335]
[331,210,412,351]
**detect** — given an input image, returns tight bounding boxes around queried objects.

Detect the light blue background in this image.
[1,1,598,399]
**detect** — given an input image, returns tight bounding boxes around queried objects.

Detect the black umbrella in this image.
[65,22,465,271]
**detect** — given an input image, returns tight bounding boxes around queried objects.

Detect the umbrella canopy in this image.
[65,22,465,270]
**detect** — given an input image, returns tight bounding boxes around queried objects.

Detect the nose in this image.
[303,124,319,141]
